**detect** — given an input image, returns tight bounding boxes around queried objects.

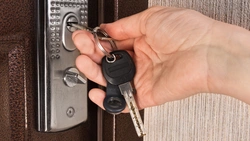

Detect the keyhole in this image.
[66,16,78,32]
[62,13,79,51]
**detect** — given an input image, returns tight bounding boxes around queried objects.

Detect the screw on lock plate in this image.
[66,107,75,118]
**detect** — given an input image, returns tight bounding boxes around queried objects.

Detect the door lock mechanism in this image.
[66,16,79,32]
[62,13,79,51]
[64,67,87,87]
[37,0,88,132]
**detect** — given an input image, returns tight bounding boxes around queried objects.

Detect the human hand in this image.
[72,6,250,111]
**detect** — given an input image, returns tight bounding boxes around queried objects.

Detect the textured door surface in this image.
[144,0,250,141]
[0,0,148,141]
[0,1,99,140]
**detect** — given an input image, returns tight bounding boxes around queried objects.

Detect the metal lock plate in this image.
[36,0,88,132]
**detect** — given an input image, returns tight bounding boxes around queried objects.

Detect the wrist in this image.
[207,21,250,104]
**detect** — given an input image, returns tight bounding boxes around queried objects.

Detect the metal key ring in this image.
[93,27,117,58]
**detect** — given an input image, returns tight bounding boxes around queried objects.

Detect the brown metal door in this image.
[0,1,99,140]
[0,0,147,141]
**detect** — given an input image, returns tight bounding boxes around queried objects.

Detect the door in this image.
[0,0,147,141]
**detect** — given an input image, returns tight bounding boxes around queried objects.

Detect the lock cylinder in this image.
[66,16,79,32]
[62,13,79,51]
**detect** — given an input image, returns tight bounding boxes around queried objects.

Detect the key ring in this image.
[93,27,117,59]
[68,23,117,58]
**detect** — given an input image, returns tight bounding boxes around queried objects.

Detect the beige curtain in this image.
[144,0,250,140]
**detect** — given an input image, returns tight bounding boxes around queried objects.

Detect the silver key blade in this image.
[119,82,146,137]
[69,23,93,32]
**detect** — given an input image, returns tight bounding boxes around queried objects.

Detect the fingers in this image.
[100,6,165,40]
[73,30,135,63]
[73,30,104,64]
[76,55,107,86]
[88,88,106,110]
[115,38,135,51]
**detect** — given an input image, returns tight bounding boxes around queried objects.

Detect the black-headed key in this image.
[102,50,146,137]
[103,82,126,114]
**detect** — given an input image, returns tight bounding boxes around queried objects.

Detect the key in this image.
[103,82,126,114]
[67,22,93,31]
[102,50,146,137]
[67,23,115,43]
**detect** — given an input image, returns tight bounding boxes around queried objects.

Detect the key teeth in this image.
[120,87,146,137]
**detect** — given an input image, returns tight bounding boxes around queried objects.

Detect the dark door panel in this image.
[0,0,98,140]
[0,0,148,141]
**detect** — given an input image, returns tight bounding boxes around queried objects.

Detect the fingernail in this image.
[100,23,110,29]
[100,24,106,29]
